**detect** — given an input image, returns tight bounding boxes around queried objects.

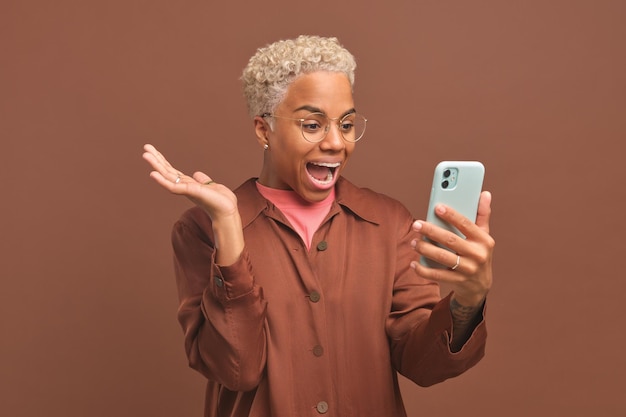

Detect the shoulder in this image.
[336,177,413,225]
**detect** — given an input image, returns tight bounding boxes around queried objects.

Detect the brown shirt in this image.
[172,177,487,417]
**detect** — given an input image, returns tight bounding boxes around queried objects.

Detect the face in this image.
[255,71,357,202]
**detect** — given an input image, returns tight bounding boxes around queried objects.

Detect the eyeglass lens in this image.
[301,113,366,143]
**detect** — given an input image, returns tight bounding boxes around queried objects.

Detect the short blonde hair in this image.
[241,35,356,118]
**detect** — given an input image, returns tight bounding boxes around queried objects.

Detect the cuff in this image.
[212,248,256,300]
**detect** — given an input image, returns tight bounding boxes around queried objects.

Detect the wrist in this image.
[451,292,486,308]
[212,212,244,266]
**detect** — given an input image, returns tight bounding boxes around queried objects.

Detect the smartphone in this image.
[419,161,485,268]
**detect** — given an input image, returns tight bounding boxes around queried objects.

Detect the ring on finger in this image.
[450,255,461,271]
[204,180,216,185]
[175,175,181,184]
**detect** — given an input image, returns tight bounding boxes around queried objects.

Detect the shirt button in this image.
[316,401,329,414]
[214,276,224,287]
[316,240,328,251]
[312,345,324,357]
[309,291,321,303]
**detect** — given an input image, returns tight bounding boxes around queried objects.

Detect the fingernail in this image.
[436,205,447,215]
[413,221,423,231]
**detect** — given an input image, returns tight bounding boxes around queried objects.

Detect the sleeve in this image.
[172,212,268,392]
[386,210,487,387]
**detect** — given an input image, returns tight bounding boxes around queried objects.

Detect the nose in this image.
[319,122,345,151]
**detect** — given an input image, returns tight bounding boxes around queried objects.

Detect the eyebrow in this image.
[293,105,357,119]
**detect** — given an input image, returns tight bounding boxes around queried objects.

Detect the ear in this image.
[253,116,270,149]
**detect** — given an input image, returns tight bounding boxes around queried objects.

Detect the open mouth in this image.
[306,161,340,185]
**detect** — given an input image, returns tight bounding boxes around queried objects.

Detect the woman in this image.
[143,35,494,417]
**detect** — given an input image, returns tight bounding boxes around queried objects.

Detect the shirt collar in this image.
[334,177,381,225]
[235,177,382,229]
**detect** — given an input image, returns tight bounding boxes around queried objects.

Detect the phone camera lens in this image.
[441,180,449,189]
[443,169,451,178]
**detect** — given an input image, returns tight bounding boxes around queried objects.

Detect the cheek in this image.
[344,144,356,160]
[275,146,308,174]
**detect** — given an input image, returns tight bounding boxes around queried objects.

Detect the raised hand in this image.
[142,144,244,265]
[142,144,239,219]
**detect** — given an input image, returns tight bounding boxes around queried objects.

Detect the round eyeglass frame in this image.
[261,112,367,143]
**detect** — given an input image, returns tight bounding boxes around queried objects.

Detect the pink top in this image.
[256,182,335,250]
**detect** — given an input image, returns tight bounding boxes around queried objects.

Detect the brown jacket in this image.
[172,177,487,417]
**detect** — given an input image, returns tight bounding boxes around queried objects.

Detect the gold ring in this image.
[204,180,216,185]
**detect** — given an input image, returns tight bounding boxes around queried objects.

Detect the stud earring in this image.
[263,144,269,150]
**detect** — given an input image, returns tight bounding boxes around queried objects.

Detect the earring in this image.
[264,144,269,150]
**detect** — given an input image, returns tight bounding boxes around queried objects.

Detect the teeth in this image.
[310,162,340,168]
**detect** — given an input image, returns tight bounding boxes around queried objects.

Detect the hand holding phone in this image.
[419,161,485,269]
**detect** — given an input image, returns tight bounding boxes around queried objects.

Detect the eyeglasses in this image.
[262,112,367,143]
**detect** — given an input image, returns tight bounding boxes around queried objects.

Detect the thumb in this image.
[475,191,492,233]
[192,171,214,185]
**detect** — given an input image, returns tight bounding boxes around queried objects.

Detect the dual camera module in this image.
[440,168,458,189]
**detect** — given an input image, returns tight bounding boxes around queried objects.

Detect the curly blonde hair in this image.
[241,35,357,118]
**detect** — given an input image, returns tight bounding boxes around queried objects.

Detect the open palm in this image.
[142,144,238,220]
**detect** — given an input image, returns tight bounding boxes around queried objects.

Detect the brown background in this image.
[2,0,625,416]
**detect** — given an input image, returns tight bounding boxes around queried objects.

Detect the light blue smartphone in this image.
[419,161,485,268]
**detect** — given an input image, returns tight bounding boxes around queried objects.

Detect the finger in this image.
[413,219,464,254]
[449,254,461,271]
[192,171,217,185]
[435,191,492,237]
[149,170,181,192]
[413,217,487,267]
[149,170,203,197]
[427,202,489,243]
[413,235,463,269]
[143,144,170,168]
[142,144,176,171]
[475,191,492,234]
[143,143,158,154]
[410,259,465,285]
[437,203,474,234]
[142,148,183,182]
[144,157,181,184]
